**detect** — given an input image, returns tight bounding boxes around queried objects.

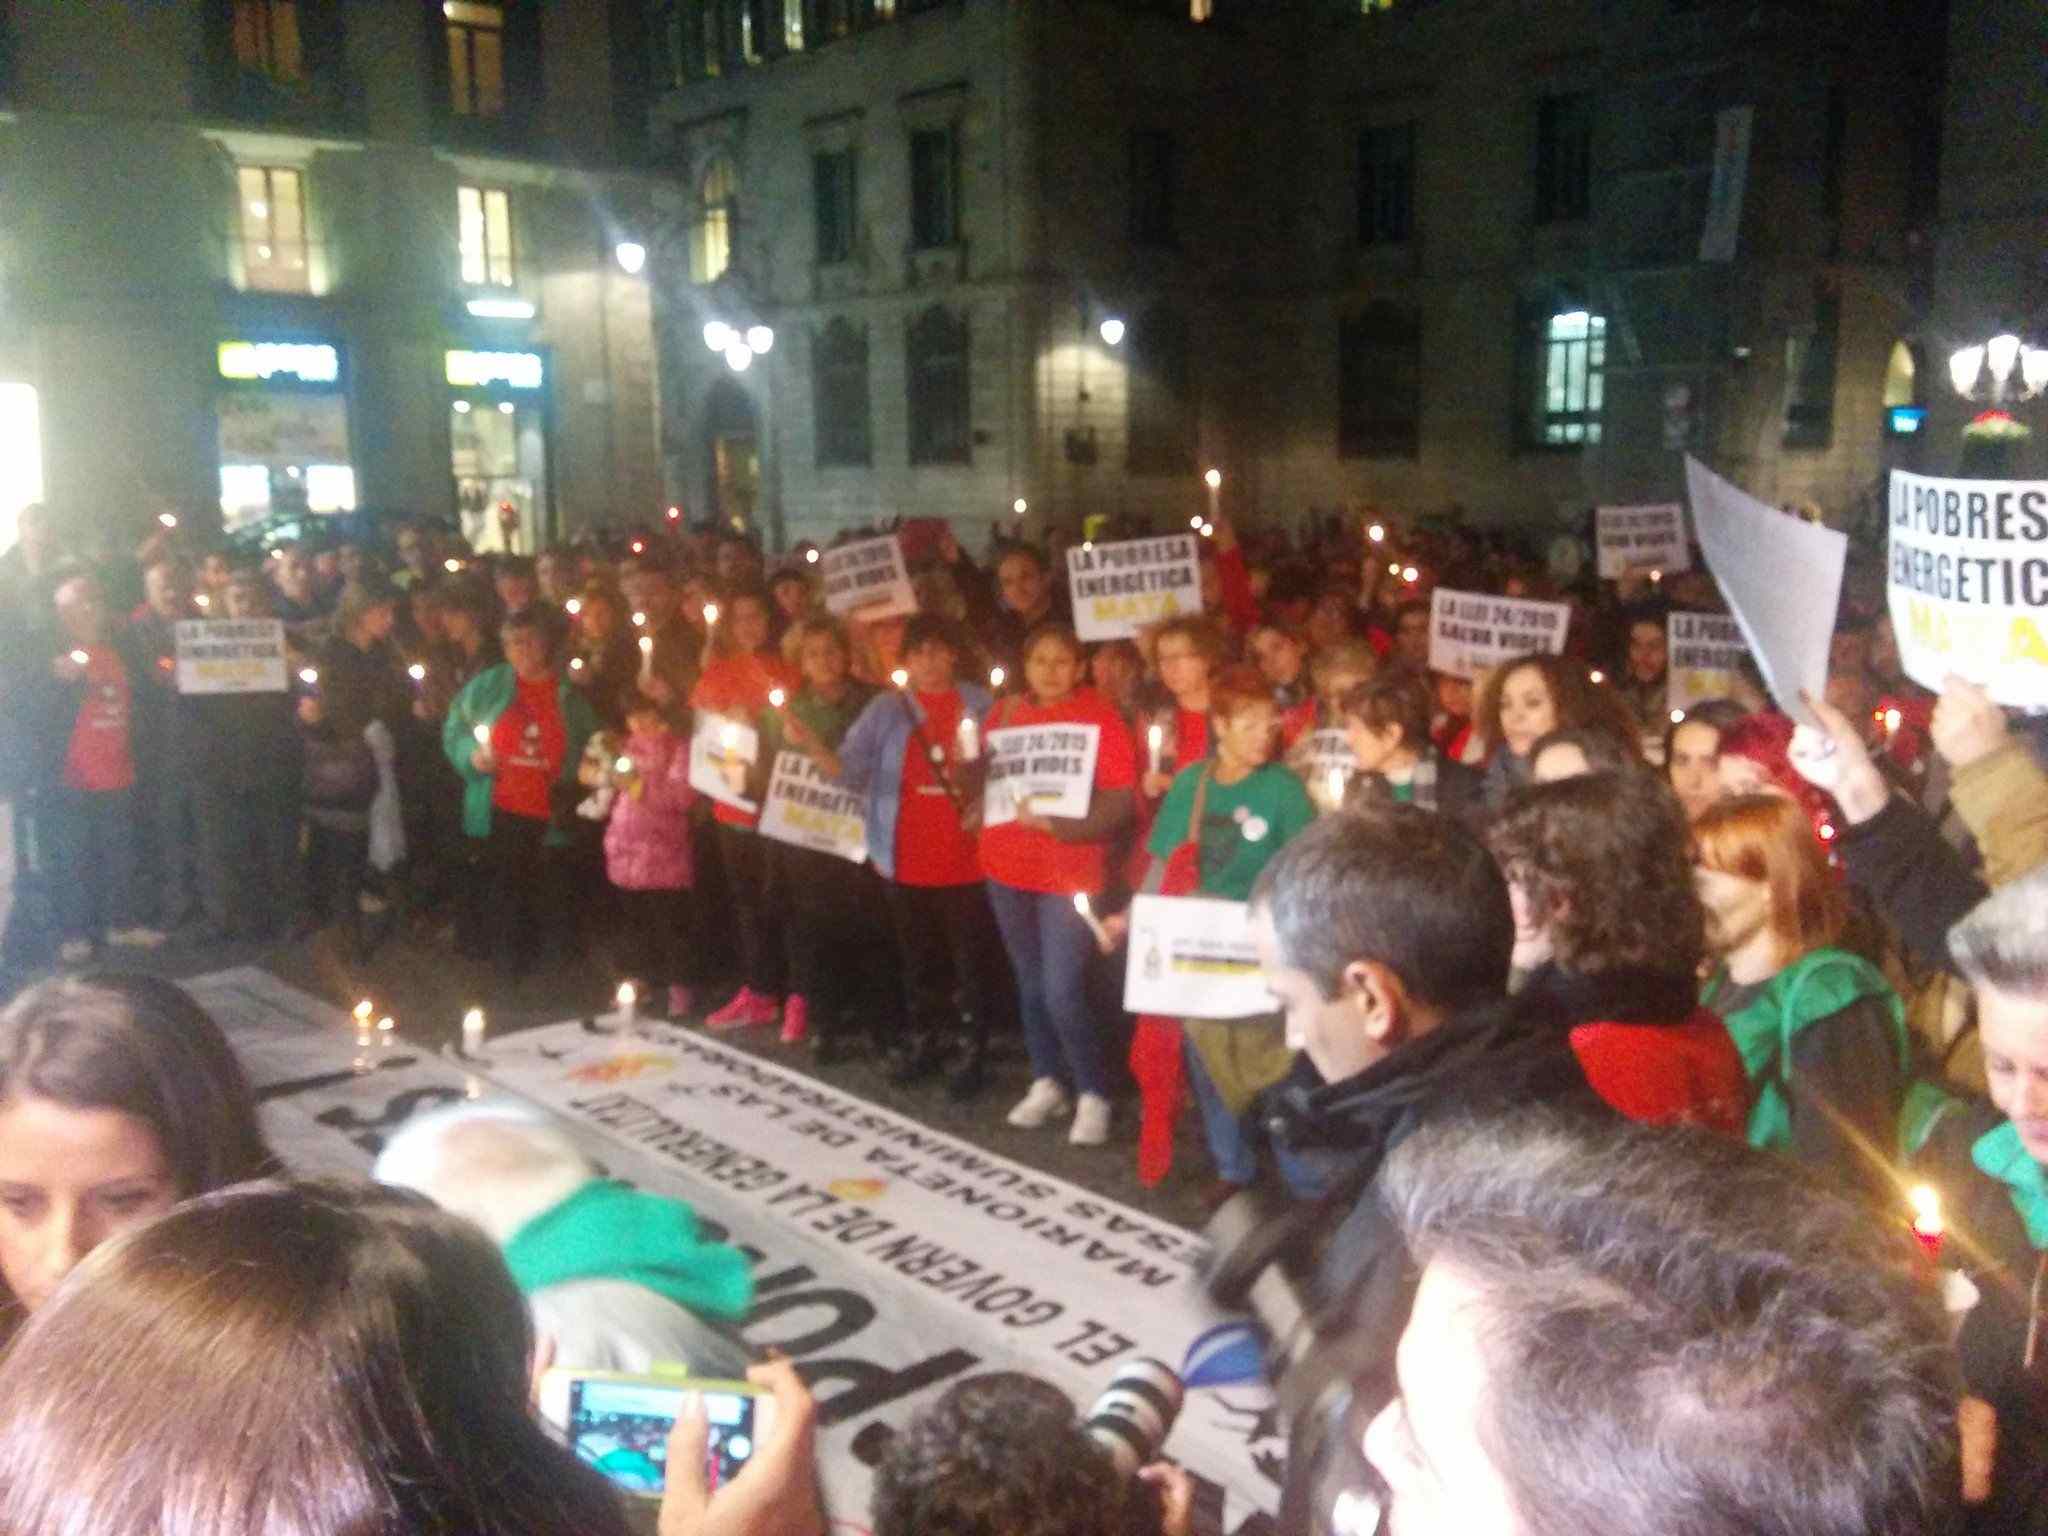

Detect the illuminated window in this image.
[693,155,735,284]
[906,306,970,465]
[458,184,514,286]
[232,0,303,81]
[446,0,505,118]
[237,166,309,293]
[1529,307,1606,446]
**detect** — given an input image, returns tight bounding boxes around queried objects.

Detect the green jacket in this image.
[442,663,599,844]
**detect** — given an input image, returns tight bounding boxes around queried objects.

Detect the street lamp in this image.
[1098,317,1126,347]
[704,319,775,374]
[614,241,647,275]
[1949,333,2048,404]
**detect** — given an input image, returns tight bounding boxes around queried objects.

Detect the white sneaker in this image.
[1068,1093,1112,1146]
[107,927,167,949]
[1006,1078,1072,1129]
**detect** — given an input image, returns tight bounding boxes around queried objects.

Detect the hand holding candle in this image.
[461,1006,487,1057]
[616,981,638,1029]
[1146,721,1166,775]
[989,666,1005,691]
[1908,1184,1943,1261]
[471,722,495,772]
[891,668,909,690]
[956,712,981,761]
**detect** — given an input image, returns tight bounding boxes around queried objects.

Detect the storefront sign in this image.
[1667,612,1751,712]
[819,535,918,620]
[688,713,759,814]
[1122,895,1273,1020]
[1595,503,1691,579]
[1066,535,1201,641]
[757,750,868,864]
[217,341,339,385]
[1887,470,2048,707]
[173,619,288,694]
[981,723,1100,829]
[446,350,545,390]
[1427,587,1571,679]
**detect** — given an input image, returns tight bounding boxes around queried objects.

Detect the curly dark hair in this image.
[1473,653,1643,763]
[871,1374,1139,1536]
[1486,770,1705,977]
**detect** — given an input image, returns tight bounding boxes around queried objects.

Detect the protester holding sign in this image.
[981,624,1139,1145]
[758,616,885,1061]
[691,585,801,1035]
[830,616,1004,1095]
[1140,616,1224,799]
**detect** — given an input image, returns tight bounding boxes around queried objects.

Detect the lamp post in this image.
[704,320,776,374]
[1948,333,2048,407]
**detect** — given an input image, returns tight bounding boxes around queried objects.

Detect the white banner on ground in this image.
[1667,612,1752,713]
[182,969,1282,1536]
[1887,471,2048,707]
[688,712,759,813]
[757,750,868,864]
[981,723,1100,829]
[1122,896,1274,1021]
[1066,535,1202,641]
[820,536,918,621]
[1686,456,1844,727]
[1595,503,1691,580]
[174,618,287,694]
[1426,587,1571,680]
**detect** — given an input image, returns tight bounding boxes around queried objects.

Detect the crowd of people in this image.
[0,490,2044,1534]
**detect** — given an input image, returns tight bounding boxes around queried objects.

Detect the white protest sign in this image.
[688,712,759,813]
[1297,728,1359,811]
[757,750,868,864]
[1122,895,1275,1020]
[183,968,1285,1534]
[981,723,1100,829]
[174,618,287,694]
[820,535,918,620]
[1686,456,1844,727]
[1426,587,1571,680]
[1596,503,1691,580]
[1666,612,1752,712]
[1887,471,2048,707]
[1066,535,1202,641]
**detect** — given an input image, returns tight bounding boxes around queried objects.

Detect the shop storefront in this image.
[446,347,551,554]
[214,339,356,533]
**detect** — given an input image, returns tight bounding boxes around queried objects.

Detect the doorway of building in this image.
[705,378,760,536]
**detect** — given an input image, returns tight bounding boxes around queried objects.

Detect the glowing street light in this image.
[614,241,647,275]
[1098,317,1126,347]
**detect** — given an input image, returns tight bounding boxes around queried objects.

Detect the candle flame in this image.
[768,688,786,707]
[69,649,90,666]
[407,663,426,682]
[1909,1184,1941,1230]
[352,999,373,1022]
[614,757,634,774]
[1073,893,1091,917]
[891,668,909,689]
[298,667,318,685]
[703,603,720,627]
[462,1007,486,1033]
[638,635,654,654]
[473,723,490,745]
[989,667,1005,689]
[565,598,583,616]
[616,982,637,1007]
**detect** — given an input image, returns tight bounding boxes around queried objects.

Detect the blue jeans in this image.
[985,880,1109,1097]
[1185,1036,1258,1184]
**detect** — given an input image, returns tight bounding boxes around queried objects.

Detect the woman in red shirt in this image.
[981,624,1138,1145]
[1140,615,1224,799]
[691,585,800,1033]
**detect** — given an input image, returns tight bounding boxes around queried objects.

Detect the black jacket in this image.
[1838,795,1988,974]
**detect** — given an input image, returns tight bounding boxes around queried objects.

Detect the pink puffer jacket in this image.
[603,729,698,891]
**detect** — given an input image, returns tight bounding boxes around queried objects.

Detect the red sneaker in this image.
[706,988,779,1031]
[780,995,809,1044]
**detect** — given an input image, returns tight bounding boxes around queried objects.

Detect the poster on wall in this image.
[1887,470,2048,708]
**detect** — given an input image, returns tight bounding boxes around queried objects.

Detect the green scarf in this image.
[1972,1120,2048,1251]
[501,1180,754,1320]
[1708,948,1904,1154]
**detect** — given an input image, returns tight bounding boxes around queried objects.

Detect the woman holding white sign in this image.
[980,624,1139,1145]
[690,585,800,1036]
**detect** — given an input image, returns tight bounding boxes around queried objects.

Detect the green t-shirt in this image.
[1148,761,1316,900]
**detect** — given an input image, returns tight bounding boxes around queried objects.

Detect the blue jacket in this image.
[835,682,992,881]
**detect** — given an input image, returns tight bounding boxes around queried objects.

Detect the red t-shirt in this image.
[979,687,1139,898]
[1279,698,1319,749]
[1173,706,1210,772]
[693,651,801,829]
[894,690,982,887]
[64,649,135,793]
[491,675,567,822]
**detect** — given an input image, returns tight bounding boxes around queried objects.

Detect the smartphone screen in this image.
[564,1380,757,1495]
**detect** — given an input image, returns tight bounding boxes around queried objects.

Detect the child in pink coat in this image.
[602,700,701,1015]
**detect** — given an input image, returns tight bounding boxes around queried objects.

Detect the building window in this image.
[1129,130,1176,249]
[446,1,505,118]
[1534,92,1593,225]
[1357,122,1415,246]
[1528,305,1606,446]
[1338,304,1421,458]
[906,305,970,465]
[909,127,959,250]
[1783,290,1839,450]
[814,319,871,467]
[1126,305,1196,476]
[814,150,858,265]
[237,165,310,292]
[458,184,514,286]
[232,0,304,80]
[1190,0,1213,19]
[693,154,736,284]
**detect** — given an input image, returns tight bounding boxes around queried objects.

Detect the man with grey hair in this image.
[1356,1111,1964,1536]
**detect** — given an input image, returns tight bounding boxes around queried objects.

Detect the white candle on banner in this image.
[616,981,638,1029]
[1072,892,1110,948]
[461,1007,487,1056]
[1146,722,1166,775]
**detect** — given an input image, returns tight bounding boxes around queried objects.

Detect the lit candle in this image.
[1072,892,1111,948]
[1670,709,1686,724]
[158,512,178,529]
[297,666,319,688]
[805,548,820,564]
[614,755,634,775]
[1908,1184,1943,1261]
[1189,515,1203,530]
[957,712,981,760]
[376,1015,395,1053]
[1882,707,1902,743]
[631,610,648,629]
[1649,569,1663,584]
[1199,523,1214,538]
[616,981,638,1028]
[352,1023,375,1075]
[1325,767,1348,808]
[768,687,787,709]
[1402,566,1419,584]
[444,557,463,574]
[407,662,427,685]
[352,999,374,1026]
[565,597,583,617]
[1367,523,1385,543]
[194,592,211,610]
[637,634,655,674]
[630,540,646,555]
[473,723,491,747]
[1146,722,1166,775]
[569,657,585,673]
[461,1007,487,1056]
[1388,562,1402,576]
[989,666,1005,690]
[1589,669,1606,685]
[891,668,909,690]
[703,602,720,630]
[68,649,90,667]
